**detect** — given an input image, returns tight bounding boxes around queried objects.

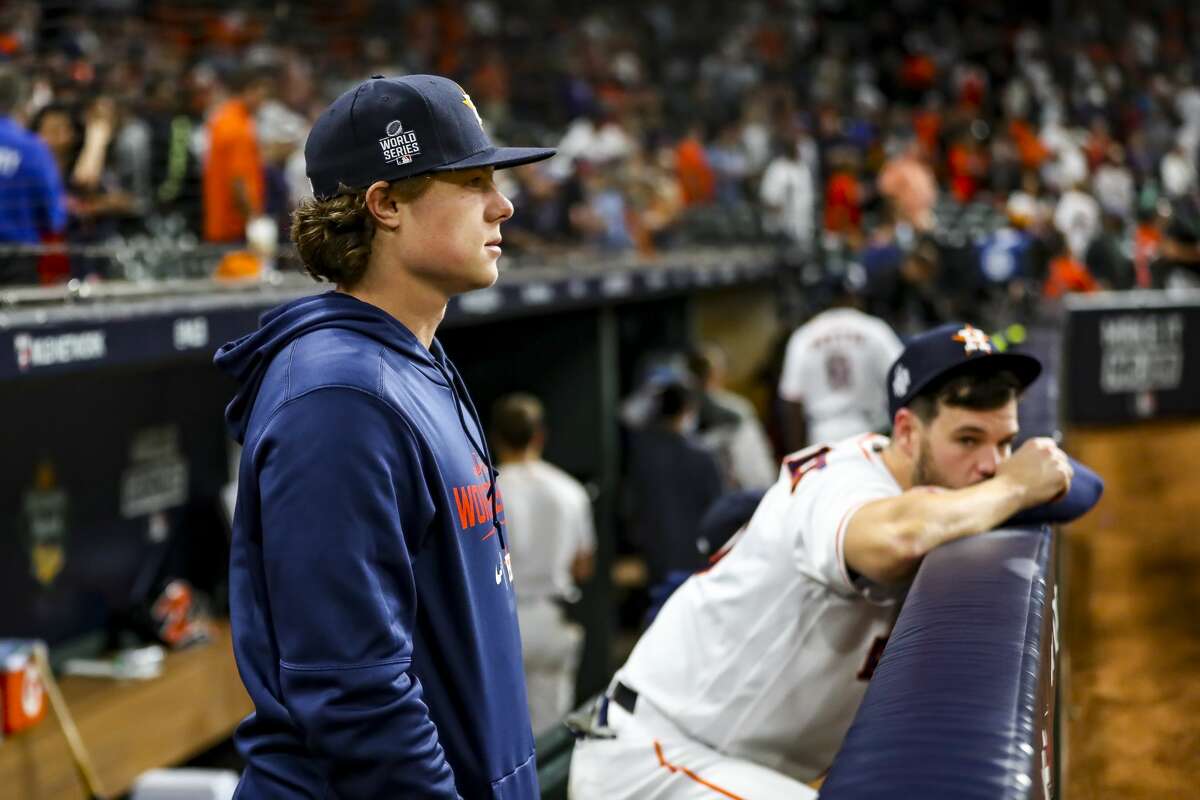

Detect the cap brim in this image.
[967,351,1042,390]
[912,350,1043,402]
[431,146,556,173]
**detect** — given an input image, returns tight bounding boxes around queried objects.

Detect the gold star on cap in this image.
[461,92,484,130]
[953,324,993,354]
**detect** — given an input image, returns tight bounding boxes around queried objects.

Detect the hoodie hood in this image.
[214,291,448,444]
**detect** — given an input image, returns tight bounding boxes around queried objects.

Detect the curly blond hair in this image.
[291,177,432,288]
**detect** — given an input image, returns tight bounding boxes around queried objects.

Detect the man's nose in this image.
[489,188,514,223]
[977,446,1002,479]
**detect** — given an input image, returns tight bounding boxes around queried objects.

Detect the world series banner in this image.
[1062,291,1200,425]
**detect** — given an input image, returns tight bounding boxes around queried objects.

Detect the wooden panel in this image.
[1062,421,1200,798]
[0,623,250,799]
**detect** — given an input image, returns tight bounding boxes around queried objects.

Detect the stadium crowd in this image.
[2,0,1200,326]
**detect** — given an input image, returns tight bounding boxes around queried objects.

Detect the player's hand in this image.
[996,437,1073,507]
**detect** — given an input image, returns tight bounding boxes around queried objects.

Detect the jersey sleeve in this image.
[254,387,457,798]
[786,451,898,599]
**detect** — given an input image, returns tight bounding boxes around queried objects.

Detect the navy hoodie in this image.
[215,292,538,799]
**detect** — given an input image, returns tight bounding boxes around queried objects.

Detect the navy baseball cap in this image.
[305,74,555,199]
[886,322,1042,419]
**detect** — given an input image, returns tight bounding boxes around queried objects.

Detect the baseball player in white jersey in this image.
[779,305,903,449]
[492,393,596,734]
[568,322,1073,799]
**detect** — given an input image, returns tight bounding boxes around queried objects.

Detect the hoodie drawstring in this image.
[435,357,506,552]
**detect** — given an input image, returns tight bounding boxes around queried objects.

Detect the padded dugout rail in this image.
[821,527,1058,799]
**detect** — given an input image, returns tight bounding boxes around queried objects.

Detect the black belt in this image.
[598,681,638,727]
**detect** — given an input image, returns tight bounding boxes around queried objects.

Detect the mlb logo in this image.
[14,333,32,372]
[0,640,47,734]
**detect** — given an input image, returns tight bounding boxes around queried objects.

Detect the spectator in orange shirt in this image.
[675,123,715,207]
[203,67,272,242]
[823,146,862,236]
[947,133,986,203]
[1043,231,1099,298]
[912,102,942,159]
[1009,118,1048,172]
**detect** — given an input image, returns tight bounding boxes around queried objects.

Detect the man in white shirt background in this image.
[778,276,904,451]
[492,393,596,734]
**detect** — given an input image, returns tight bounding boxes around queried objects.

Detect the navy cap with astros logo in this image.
[304,74,556,199]
[886,322,1042,420]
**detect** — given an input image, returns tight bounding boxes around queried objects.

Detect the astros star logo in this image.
[461,92,484,130]
[953,324,992,355]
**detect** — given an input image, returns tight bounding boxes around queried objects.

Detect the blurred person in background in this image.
[707,119,751,210]
[867,236,962,333]
[623,145,686,254]
[1054,178,1101,262]
[33,97,135,281]
[1133,200,1165,288]
[687,343,778,491]
[760,124,817,253]
[1155,196,1200,289]
[1092,144,1136,224]
[0,63,66,285]
[569,159,635,251]
[1160,140,1196,200]
[624,379,725,588]
[503,162,577,254]
[1086,212,1136,291]
[878,135,937,235]
[203,65,272,243]
[1043,229,1099,298]
[139,75,204,232]
[256,100,309,246]
[778,272,902,450]
[674,120,716,208]
[946,130,987,203]
[976,191,1039,317]
[823,145,864,244]
[492,394,596,734]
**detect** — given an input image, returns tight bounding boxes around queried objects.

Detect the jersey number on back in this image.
[825,352,851,389]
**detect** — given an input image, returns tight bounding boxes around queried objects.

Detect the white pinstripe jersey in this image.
[616,433,904,781]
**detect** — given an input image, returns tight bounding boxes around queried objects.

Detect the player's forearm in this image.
[846,477,1029,584]
[905,476,1030,554]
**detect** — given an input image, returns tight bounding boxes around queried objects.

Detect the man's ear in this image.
[364,181,402,231]
[892,407,922,458]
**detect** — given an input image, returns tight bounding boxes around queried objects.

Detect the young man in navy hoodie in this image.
[215,75,555,799]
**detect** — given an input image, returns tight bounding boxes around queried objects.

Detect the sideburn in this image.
[912,434,948,488]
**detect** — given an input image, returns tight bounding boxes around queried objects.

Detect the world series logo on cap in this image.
[379,120,421,166]
[892,364,911,398]
[953,324,992,354]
